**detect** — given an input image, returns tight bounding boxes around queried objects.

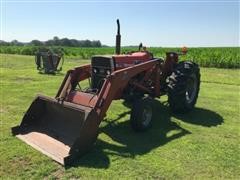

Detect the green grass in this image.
[0,54,240,179]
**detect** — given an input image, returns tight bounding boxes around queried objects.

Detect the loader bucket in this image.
[12,95,99,165]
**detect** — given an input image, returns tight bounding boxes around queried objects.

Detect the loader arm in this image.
[94,59,161,121]
[55,58,160,124]
[55,64,91,100]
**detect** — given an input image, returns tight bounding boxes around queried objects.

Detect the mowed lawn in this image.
[0,54,239,179]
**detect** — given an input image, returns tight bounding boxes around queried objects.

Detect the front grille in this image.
[91,56,115,90]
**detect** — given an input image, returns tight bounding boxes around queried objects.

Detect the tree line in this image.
[0,36,102,47]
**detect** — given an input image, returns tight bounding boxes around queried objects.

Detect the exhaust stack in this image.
[115,19,121,55]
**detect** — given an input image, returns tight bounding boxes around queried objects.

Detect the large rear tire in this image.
[130,97,153,132]
[167,61,200,113]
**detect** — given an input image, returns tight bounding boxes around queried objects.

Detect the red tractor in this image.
[12,19,200,165]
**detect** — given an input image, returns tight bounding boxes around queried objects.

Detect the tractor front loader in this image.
[12,20,200,165]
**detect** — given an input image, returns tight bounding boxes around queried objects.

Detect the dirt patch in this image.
[5,156,33,175]
[47,167,65,179]
[14,77,34,83]
[10,156,32,167]
[0,107,7,113]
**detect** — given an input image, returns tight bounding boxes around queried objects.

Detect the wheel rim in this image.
[142,105,152,127]
[186,73,198,104]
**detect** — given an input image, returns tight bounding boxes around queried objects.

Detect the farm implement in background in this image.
[12,19,200,165]
[35,49,64,74]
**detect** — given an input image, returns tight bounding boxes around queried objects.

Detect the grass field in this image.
[0,54,240,179]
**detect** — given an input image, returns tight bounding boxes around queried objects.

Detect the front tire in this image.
[167,61,200,113]
[130,97,153,132]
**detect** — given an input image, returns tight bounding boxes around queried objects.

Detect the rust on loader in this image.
[12,19,201,165]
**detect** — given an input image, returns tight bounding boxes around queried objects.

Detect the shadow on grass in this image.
[38,71,65,76]
[173,108,223,127]
[70,100,223,169]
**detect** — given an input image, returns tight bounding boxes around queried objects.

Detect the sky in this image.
[0,0,239,47]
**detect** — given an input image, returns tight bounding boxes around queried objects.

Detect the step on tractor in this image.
[12,20,200,165]
[35,49,64,74]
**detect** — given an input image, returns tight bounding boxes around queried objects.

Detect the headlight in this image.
[93,68,97,73]
[106,70,111,75]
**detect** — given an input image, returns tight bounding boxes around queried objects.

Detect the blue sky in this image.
[1,0,239,47]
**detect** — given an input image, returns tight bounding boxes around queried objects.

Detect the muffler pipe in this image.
[115,19,121,55]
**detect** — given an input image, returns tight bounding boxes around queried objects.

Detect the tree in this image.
[10,40,23,46]
[60,38,71,46]
[53,36,60,46]
[45,39,54,46]
[0,40,10,46]
[30,40,43,46]
[84,40,92,47]
[91,40,101,47]
[1,37,102,47]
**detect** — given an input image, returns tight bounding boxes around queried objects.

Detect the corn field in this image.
[0,46,239,68]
